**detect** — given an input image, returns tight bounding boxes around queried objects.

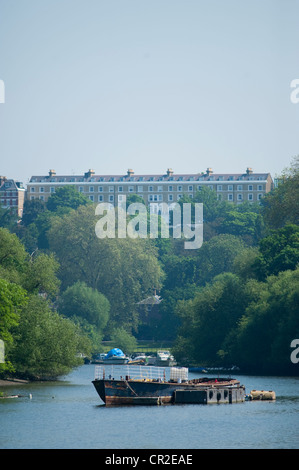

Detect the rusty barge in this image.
[92,366,246,406]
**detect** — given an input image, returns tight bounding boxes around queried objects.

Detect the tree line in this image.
[0,156,298,378]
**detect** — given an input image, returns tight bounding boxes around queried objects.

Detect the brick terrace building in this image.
[27,167,273,208]
[0,176,26,218]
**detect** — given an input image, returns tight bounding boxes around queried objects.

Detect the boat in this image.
[102,348,129,365]
[92,365,246,406]
[156,350,176,367]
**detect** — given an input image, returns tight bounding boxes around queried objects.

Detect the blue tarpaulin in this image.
[105,348,125,358]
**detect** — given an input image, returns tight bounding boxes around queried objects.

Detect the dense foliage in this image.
[0,158,298,378]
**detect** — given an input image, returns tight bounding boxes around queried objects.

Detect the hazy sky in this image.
[0,0,299,185]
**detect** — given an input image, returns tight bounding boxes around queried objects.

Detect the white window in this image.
[118,195,124,202]
[109,186,114,192]
[30,187,35,192]
[228,194,233,201]
[188,185,193,192]
[168,185,173,192]
[248,185,253,191]
[98,195,103,202]
[228,185,233,191]
[237,194,243,201]
[118,186,123,192]
[99,186,103,192]
[40,187,44,193]
[158,194,163,201]
[248,193,253,201]
[148,195,153,202]
[258,185,263,191]
[168,194,173,201]
[50,187,55,193]
[177,194,183,200]
[129,186,134,192]
[39,195,44,201]
[149,186,153,192]
[137,185,143,192]
[89,186,94,192]
[89,195,94,201]
[258,193,263,200]
[79,186,84,193]
[237,185,243,191]
[178,185,183,191]
[217,185,222,191]
[109,195,114,202]
[197,185,202,191]
[158,186,163,192]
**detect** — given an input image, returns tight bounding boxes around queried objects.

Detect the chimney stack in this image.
[127,169,134,177]
[48,169,56,177]
[206,167,213,176]
[84,169,95,179]
[167,168,174,177]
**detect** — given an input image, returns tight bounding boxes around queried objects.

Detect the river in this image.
[0,364,298,449]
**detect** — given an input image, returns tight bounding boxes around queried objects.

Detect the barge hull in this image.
[92,378,245,406]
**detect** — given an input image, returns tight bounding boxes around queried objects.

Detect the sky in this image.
[0,0,299,186]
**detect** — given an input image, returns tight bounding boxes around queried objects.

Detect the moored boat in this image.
[92,365,246,406]
[102,348,129,365]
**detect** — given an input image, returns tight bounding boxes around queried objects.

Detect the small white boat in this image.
[156,350,176,366]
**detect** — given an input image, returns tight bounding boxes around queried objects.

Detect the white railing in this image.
[94,365,188,382]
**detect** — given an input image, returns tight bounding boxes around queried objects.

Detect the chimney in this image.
[246,167,253,175]
[84,169,95,179]
[48,169,56,177]
[127,169,134,177]
[167,168,174,177]
[0,176,6,186]
[206,167,213,176]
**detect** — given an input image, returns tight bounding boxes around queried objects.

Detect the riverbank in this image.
[0,378,29,387]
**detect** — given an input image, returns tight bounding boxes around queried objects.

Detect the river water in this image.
[0,364,298,449]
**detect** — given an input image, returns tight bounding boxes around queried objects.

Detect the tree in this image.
[10,295,91,379]
[253,224,299,280]
[110,327,137,356]
[58,281,110,331]
[21,199,46,227]
[261,156,299,229]
[23,252,60,298]
[47,205,163,331]
[0,228,28,273]
[224,268,299,374]
[0,279,27,373]
[46,186,91,213]
[195,234,246,286]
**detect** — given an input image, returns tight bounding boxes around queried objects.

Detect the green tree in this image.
[224,268,299,374]
[261,156,299,229]
[10,295,91,379]
[47,205,163,331]
[21,199,46,227]
[58,281,110,331]
[46,185,91,213]
[0,279,27,373]
[23,252,60,298]
[253,224,299,280]
[195,234,246,286]
[110,327,137,356]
